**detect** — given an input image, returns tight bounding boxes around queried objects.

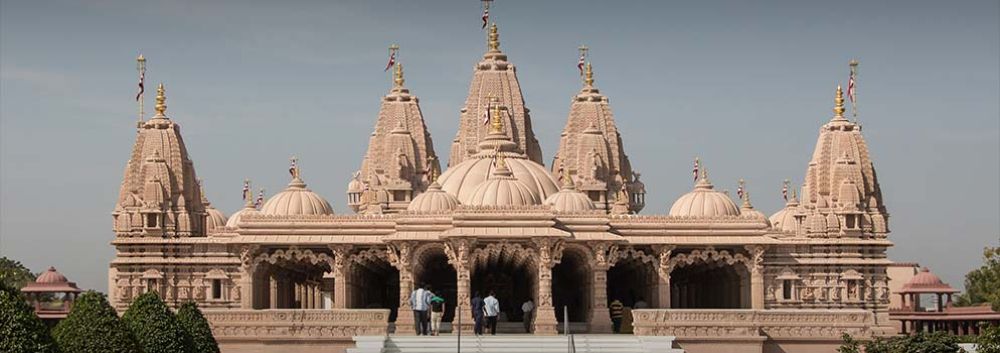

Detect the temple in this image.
[110,23,902,353]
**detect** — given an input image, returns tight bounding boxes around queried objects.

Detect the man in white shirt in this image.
[483,290,500,335]
[520,299,535,333]
[409,284,433,335]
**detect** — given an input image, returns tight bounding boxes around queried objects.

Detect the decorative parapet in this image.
[203,309,389,341]
[632,309,873,340]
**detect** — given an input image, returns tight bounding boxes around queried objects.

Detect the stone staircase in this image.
[349,335,683,353]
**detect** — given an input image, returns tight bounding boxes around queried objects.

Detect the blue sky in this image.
[1,0,997,292]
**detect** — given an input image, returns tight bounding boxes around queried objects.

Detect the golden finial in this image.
[154,83,166,116]
[488,22,500,51]
[489,97,504,134]
[701,168,709,181]
[560,162,573,188]
[394,63,405,87]
[493,147,507,170]
[833,85,846,119]
[584,62,594,86]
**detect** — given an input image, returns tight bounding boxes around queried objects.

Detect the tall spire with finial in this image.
[489,97,504,134]
[394,62,405,88]
[832,85,846,121]
[488,22,500,52]
[584,62,595,87]
[152,83,167,117]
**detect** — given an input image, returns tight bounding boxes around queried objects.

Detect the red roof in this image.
[897,267,958,294]
[21,267,81,293]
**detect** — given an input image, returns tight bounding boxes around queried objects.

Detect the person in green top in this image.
[430,294,446,336]
[609,298,625,334]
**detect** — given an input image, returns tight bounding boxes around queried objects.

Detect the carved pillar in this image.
[746,245,766,309]
[238,245,258,309]
[652,245,675,309]
[330,245,353,309]
[269,274,278,309]
[532,238,563,335]
[445,239,474,334]
[388,242,416,335]
[588,243,616,333]
[313,284,321,309]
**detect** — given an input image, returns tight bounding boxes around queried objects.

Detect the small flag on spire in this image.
[482,98,493,125]
[782,179,789,201]
[848,59,859,119]
[481,0,491,29]
[692,157,700,182]
[289,157,298,178]
[136,56,145,102]
[254,189,264,209]
[737,179,745,200]
[242,179,250,201]
[577,45,588,76]
[384,44,398,72]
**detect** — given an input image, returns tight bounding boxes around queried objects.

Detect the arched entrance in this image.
[471,243,536,326]
[349,248,400,321]
[552,246,590,323]
[607,247,657,308]
[412,245,457,323]
[669,248,750,309]
[250,247,332,309]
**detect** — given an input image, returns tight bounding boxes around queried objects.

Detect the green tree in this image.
[838,333,862,353]
[0,257,37,289]
[52,291,140,353]
[978,324,1000,353]
[176,301,220,353]
[121,292,193,353]
[954,247,1000,311]
[839,332,963,353]
[0,281,58,353]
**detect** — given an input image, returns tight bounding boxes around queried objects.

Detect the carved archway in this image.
[410,243,457,323]
[348,247,399,320]
[470,241,538,322]
[607,246,659,308]
[669,247,751,309]
[249,247,333,309]
[552,244,592,323]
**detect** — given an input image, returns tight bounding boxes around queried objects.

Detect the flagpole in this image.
[387,44,399,85]
[849,59,859,122]
[136,54,146,128]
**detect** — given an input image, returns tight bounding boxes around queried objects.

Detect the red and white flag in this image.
[384,50,396,72]
[482,6,489,29]
[737,181,744,200]
[254,190,264,209]
[692,159,699,182]
[242,180,250,201]
[136,63,145,102]
[847,73,856,103]
[289,159,298,177]
[577,53,585,76]
[482,102,491,125]
[782,182,789,201]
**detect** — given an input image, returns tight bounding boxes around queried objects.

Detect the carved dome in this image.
[205,206,228,233]
[261,176,334,216]
[21,267,81,293]
[466,161,541,207]
[225,202,258,228]
[669,174,740,217]
[770,196,802,233]
[543,178,595,212]
[407,182,461,212]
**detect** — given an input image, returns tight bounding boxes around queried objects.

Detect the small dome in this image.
[769,197,801,233]
[900,267,959,293]
[467,162,541,207]
[669,175,740,217]
[347,173,364,193]
[408,182,461,212]
[35,267,68,284]
[205,206,228,233]
[543,179,595,212]
[261,177,334,216]
[225,203,258,228]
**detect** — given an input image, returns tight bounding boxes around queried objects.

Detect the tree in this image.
[838,332,963,353]
[0,281,58,353]
[176,301,220,353]
[954,247,1000,311]
[121,292,193,353]
[0,257,36,289]
[52,290,140,353]
[978,324,1000,353]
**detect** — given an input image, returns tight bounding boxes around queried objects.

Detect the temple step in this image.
[349,335,683,353]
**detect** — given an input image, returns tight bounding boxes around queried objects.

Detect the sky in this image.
[1,0,997,293]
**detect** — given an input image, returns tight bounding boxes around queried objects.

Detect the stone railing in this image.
[632,309,873,340]
[202,309,389,341]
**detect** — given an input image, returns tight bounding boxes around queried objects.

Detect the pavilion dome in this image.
[205,207,228,233]
[438,116,559,205]
[900,267,959,293]
[407,182,461,212]
[669,172,740,217]
[21,267,81,293]
[543,178,595,212]
[739,196,768,222]
[770,196,802,233]
[466,160,541,207]
[261,176,334,216]
[225,201,259,228]
[36,267,68,284]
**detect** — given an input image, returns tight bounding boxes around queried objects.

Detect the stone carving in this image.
[631,309,873,339]
[203,309,390,340]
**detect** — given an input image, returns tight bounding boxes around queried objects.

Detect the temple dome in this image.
[543,179,595,212]
[900,268,959,294]
[407,182,461,212]
[36,267,69,284]
[466,161,541,206]
[770,196,802,233]
[225,202,258,228]
[205,207,228,233]
[261,176,334,216]
[21,267,81,293]
[669,173,740,217]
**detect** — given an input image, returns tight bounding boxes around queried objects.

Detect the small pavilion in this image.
[890,267,1000,335]
[20,267,82,323]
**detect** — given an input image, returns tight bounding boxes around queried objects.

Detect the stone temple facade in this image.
[109,23,895,353]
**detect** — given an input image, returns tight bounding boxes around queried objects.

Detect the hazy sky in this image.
[1,0,997,292]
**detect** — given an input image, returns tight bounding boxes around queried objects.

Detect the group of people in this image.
[408,284,447,336]
[410,286,644,336]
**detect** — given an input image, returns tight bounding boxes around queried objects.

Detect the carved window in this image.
[393,190,408,202]
[146,279,157,293]
[211,279,223,300]
[782,280,793,300]
[588,191,601,202]
[146,214,157,227]
[845,215,857,229]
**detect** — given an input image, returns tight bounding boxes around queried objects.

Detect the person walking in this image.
[471,291,485,335]
[430,293,445,336]
[483,290,500,335]
[520,298,534,333]
[409,284,433,335]
[609,298,625,334]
